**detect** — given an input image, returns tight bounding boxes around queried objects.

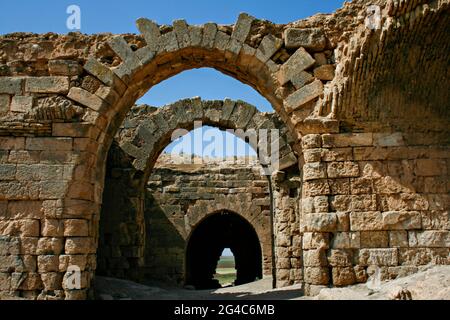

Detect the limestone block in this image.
[213,31,230,51]
[136,18,160,51]
[360,231,389,248]
[284,27,326,51]
[304,266,329,285]
[382,211,422,230]
[303,213,337,232]
[415,159,447,176]
[303,179,330,197]
[304,148,322,163]
[327,161,360,178]
[59,254,87,272]
[68,87,107,112]
[291,71,314,89]
[41,219,63,237]
[231,13,254,42]
[0,94,10,114]
[25,76,69,94]
[19,237,38,255]
[284,79,323,113]
[350,211,383,231]
[0,77,23,94]
[26,137,72,151]
[37,255,59,272]
[330,232,360,249]
[10,95,33,113]
[373,132,404,147]
[313,64,335,80]
[108,36,141,71]
[201,23,218,48]
[84,58,119,88]
[302,232,329,250]
[303,249,327,267]
[332,267,356,286]
[322,133,373,148]
[301,134,322,149]
[64,219,89,237]
[48,60,81,76]
[40,272,63,290]
[389,231,408,247]
[189,25,203,47]
[278,47,315,85]
[255,34,283,63]
[408,230,450,247]
[37,237,64,255]
[157,31,179,53]
[65,237,95,254]
[0,235,20,255]
[359,248,398,266]
[399,248,449,265]
[303,162,327,181]
[173,19,191,48]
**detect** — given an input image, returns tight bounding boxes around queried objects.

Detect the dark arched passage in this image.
[185,211,263,289]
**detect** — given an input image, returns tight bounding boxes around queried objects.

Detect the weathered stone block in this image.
[40,272,63,290]
[415,159,447,176]
[359,248,398,266]
[136,18,160,51]
[25,76,69,93]
[0,94,10,114]
[332,267,356,286]
[68,87,107,112]
[373,132,404,147]
[255,34,282,63]
[322,133,373,148]
[327,161,360,178]
[48,60,81,76]
[37,255,59,272]
[303,249,327,267]
[301,134,322,149]
[302,232,329,250]
[231,13,254,42]
[382,211,422,230]
[10,95,33,113]
[65,237,95,254]
[284,79,323,113]
[303,213,337,232]
[313,64,335,80]
[0,77,22,94]
[284,27,326,51]
[304,266,329,285]
[350,211,383,231]
[408,230,450,247]
[64,219,89,237]
[278,47,315,85]
[37,237,64,255]
[360,231,389,248]
[291,71,314,89]
[330,232,360,249]
[26,137,72,151]
[389,231,408,247]
[303,162,327,181]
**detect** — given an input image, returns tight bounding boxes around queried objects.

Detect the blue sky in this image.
[0,0,345,157]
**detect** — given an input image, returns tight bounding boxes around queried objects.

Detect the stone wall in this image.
[0,0,449,299]
[140,155,272,285]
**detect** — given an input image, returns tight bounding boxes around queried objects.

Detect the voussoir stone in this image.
[284,27,327,51]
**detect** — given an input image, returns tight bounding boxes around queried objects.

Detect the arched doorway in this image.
[185,211,263,289]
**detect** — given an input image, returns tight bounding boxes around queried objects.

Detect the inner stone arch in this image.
[97,98,297,285]
[185,210,263,289]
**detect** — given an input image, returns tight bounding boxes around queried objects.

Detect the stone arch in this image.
[117,97,297,181]
[184,210,263,289]
[98,98,296,283]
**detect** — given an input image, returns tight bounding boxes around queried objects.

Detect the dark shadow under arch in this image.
[185,210,263,290]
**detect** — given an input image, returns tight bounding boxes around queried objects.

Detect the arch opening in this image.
[185,211,263,290]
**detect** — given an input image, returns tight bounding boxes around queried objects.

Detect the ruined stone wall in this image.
[0,0,449,299]
[141,155,272,285]
[299,132,450,295]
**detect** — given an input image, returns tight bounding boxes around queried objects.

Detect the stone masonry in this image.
[0,0,449,299]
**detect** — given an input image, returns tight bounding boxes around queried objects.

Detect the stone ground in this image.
[94,265,450,300]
